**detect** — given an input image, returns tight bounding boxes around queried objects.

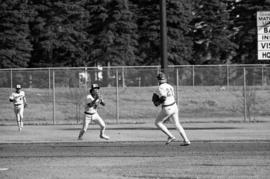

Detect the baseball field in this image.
[0,123,270,179]
[1,86,270,179]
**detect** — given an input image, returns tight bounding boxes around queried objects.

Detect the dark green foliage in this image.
[0,0,33,68]
[85,0,138,66]
[190,0,237,64]
[230,0,270,64]
[0,0,269,68]
[29,0,90,67]
[167,0,193,64]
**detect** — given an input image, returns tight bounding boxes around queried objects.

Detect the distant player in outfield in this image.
[78,84,110,140]
[152,72,190,146]
[9,84,28,131]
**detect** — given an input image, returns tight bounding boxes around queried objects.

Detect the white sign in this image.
[257,11,270,60]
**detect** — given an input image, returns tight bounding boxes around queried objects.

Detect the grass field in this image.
[1,86,270,124]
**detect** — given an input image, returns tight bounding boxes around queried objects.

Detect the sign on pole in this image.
[257,11,270,60]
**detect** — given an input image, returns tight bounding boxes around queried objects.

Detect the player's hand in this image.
[24,103,28,108]
[100,99,106,106]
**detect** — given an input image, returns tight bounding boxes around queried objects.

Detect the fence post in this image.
[48,68,51,90]
[122,67,125,87]
[227,64,229,88]
[176,68,179,107]
[116,69,119,123]
[10,69,13,92]
[192,65,195,87]
[243,67,247,122]
[52,69,56,124]
[262,65,264,86]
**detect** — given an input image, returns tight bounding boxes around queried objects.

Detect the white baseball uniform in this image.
[154,82,190,145]
[82,94,104,132]
[9,90,26,130]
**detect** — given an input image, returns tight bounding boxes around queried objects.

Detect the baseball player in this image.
[152,72,191,146]
[9,84,27,131]
[78,83,110,140]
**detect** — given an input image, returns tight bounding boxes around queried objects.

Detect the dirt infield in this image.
[0,141,270,179]
[0,122,270,179]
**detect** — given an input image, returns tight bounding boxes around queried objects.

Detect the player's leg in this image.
[78,114,91,140]
[18,106,24,129]
[94,113,109,140]
[171,107,190,145]
[155,109,175,142]
[14,107,21,131]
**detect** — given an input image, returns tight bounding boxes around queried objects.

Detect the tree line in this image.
[0,0,270,68]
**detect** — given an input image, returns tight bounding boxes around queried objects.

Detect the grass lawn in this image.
[1,86,270,124]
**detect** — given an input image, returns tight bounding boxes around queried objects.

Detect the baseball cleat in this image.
[100,134,110,140]
[180,140,191,146]
[165,136,176,145]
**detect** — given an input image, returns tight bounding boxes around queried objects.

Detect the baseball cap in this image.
[15,84,21,89]
[91,84,100,89]
[157,72,166,80]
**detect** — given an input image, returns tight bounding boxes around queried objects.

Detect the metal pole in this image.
[116,69,119,123]
[52,70,56,124]
[122,67,125,87]
[243,67,247,122]
[262,65,264,86]
[48,68,51,90]
[176,68,179,107]
[227,64,229,88]
[192,65,195,87]
[160,0,168,74]
[10,69,13,92]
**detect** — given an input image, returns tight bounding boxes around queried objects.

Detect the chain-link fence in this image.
[1,65,270,125]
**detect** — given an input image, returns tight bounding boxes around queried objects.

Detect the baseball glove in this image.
[152,93,161,106]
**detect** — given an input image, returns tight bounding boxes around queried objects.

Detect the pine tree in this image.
[190,0,236,64]
[167,0,193,64]
[85,0,138,66]
[230,0,270,64]
[29,0,90,67]
[0,0,33,68]
[133,0,160,65]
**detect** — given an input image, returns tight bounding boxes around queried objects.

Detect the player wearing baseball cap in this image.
[9,84,28,131]
[78,83,110,140]
[152,72,190,146]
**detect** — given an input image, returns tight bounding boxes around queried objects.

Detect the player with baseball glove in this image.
[9,84,28,131]
[153,72,190,146]
[78,83,109,140]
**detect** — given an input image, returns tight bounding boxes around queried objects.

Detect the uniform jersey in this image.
[156,83,175,106]
[84,94,101,114]
[9,91,25,106]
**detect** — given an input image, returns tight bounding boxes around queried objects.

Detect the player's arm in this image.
[23,95,28,108]
[86,95,99,107]
[9,94,14,102]
[158,87,167,103]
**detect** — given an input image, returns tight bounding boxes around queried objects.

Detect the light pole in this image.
[160,0,168,74]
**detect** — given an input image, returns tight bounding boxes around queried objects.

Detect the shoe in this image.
[165,136,176,145]
[77,137,83,140]
[100,134,110,140]
[180,140,191,146]
[18,127,22,132]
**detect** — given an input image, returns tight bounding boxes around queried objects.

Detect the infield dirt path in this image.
[0,141,270,179]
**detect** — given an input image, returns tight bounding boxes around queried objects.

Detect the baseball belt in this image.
[162,102,176,108]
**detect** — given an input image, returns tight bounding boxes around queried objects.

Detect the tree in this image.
[167,0,193,64]
[190,0,237,64]
[0,0,33,68]
[133,0,160,65]
[85,0,138,66]
[230,0,270,64]
[29,0,90,67]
